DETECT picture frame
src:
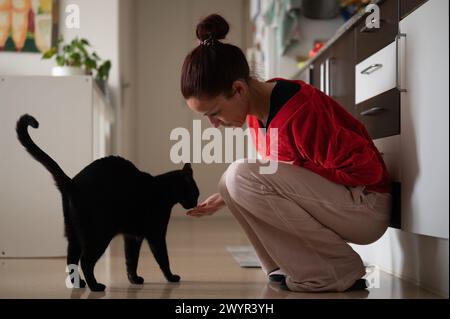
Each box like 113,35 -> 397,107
0,0 -> 59,53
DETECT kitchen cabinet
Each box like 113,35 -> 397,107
329,26 -> 356,116
355,0 -> 398,63
358,0 -> 448,237
0,76 -> 114,257
295,0 -> 448,237
397,0 -> 449,238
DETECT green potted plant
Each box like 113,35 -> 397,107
95,59 -> 111,94
42,37 -> 111,93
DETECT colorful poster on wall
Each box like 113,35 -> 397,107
0,0 -> 58,53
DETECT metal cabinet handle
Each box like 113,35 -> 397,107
396,32 -> 407,92
325,58 -> 330,95
320,62 -> 325,92
360,63 -> 383,75
360,106 -> 386,116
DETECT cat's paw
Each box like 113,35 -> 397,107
89,283 -> 106,292
128,274 -> 144,285
167,274 -> 181,283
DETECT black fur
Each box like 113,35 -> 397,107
16,114 -> 200,291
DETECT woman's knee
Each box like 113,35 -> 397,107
227,159 -> 259,180
218,159 -> 258,200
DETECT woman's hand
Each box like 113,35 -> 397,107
186,193 -> 226,217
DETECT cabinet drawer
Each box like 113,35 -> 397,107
355,41 -> 396,104
356,0 -> 398,63
356,88 -> 400,140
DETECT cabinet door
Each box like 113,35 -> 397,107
330,28 -> 356,116
399,0 -> 449,238
0,76 -> 94,257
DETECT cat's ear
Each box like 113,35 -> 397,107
183,163 -> 193,175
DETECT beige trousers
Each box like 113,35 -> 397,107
218,159 -> 391,292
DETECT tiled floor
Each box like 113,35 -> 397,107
0,218 -> 442,299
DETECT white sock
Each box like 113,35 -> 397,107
269,268 -> 285,276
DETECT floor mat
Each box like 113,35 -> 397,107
226,245 -> 262,268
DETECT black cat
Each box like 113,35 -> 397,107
16,114 -> 200,291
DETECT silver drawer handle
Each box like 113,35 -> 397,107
360,63 -> 383,75
396,32 -> 407,92
360,107 -> 386,116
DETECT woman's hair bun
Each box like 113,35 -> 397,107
196,14 -> 230,42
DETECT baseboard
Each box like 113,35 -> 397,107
364,261 -> 448,298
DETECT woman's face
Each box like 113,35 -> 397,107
186,81 -> 249,128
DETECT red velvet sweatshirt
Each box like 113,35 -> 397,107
247,79 -> 391,193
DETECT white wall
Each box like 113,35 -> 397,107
118,0 -> 137,161
135,0 -> 249,219
60,0 -> 121,154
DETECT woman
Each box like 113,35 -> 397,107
182,14 -> 391,292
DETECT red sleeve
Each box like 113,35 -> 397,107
291,100 -> 386,187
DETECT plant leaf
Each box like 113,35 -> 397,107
56,55 -> 65,66
42,47 -> 57,59
85,58 -> 97,69
80,38 -> 90,46
70,52 -> 81,63
75,42 -> 88,57
96,60 -> 111,81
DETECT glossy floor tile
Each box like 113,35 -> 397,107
0,218 -> 442,299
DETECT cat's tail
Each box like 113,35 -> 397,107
16,114 -> 72,192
